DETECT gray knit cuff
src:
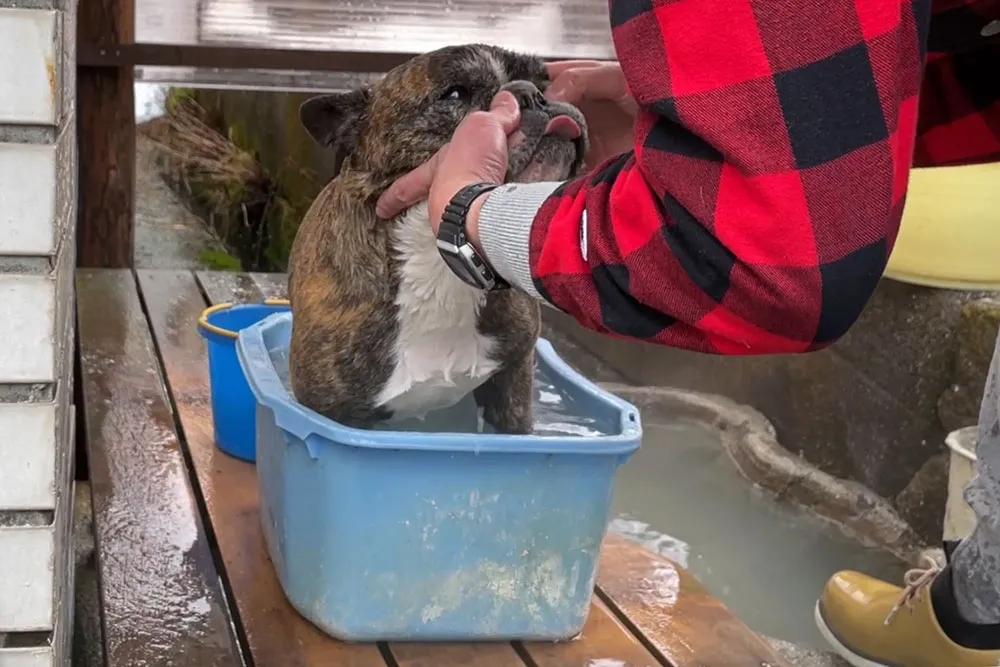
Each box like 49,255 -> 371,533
478,181 -> 562,302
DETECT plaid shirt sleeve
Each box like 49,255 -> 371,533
477,0 -> 996,354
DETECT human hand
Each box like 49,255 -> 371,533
545,61 -> 637,169
374,91 -> 521,250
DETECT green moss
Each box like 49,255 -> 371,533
227,120 -> 254,158
262,194 -> 302,269
199,249 -> 243,271
159,88 -> 345,272
165,87 -> 196,114
959,298 -> 1000,367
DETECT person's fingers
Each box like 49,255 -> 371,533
546,64 -> 630,106
544,60 -> 605,79
375,146 -> 444,219
489,90 -> 521,135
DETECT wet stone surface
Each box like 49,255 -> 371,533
607,418 -> 908,650
134,134 -> 230,270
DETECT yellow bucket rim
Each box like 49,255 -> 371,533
197,298 -> 290,340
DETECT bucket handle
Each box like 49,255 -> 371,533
198,298 -> 291,340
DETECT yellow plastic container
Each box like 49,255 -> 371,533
885,162 -> 1000,291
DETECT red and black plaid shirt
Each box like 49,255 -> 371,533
530,0 -> 999,353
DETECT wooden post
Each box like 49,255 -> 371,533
76,0 -> 136,268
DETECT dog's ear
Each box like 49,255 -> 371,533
299,89 -> 370,174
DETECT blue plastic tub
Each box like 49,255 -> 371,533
197,299 -> 291,461
236,311 -> 642,642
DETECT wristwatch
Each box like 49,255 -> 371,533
436,182 -> 510,291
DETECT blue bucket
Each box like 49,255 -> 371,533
197,299 -> 291,462
237,311 -> 642,641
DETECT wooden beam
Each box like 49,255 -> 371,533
78,43 -> 415,74
76,0 -> 136,268
77,42 -> 607,74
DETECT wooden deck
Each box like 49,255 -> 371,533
76,268 -> 793,667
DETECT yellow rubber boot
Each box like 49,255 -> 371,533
815,561 -> 1000,667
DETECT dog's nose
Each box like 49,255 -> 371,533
500,80 -> 547,112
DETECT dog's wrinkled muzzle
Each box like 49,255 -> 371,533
500,80 -> 588,183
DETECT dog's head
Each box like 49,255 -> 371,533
299,44 -> 588,193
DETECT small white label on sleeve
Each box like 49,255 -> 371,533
579,210 -> 588,261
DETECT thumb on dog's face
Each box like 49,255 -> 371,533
436,91 -> 519,187
375,92 -> 520,220
487,90 -> 520,131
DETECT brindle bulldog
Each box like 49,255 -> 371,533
288,44 -> 587,433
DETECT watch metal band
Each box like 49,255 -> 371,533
441,182 -> 500,236
437,183 -> 510,291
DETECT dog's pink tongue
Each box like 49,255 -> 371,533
544,115 -> 582,140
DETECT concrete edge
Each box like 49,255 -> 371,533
600,383 -> 926,564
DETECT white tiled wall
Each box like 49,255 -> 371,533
0,404 -> 57,509
0,144 -> 57,256
0,9 -> 59,125
0,276 -> 57,383
0,1 -> 76,664
0,650 -> 52,667
0,527 -> 56,631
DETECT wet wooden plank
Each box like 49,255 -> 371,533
196,271 -> 266,304
249,272 -> 289,299
523,597 -> 661,667
196,271 -> 265,306
596,533 -> 792,667
193,271 -> 287,305
136,269 -> 387,667
76,269 -> 242,667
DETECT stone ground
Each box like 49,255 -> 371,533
133,135 -> 230,269
69,135 -> 850,667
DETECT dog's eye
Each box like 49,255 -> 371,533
440,86 -> 471,103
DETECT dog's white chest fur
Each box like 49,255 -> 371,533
375,202 -> 500,419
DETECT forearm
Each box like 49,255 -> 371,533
476,182 -> 562,304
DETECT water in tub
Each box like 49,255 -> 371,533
271,346 -> 906,649
270,346 -> 606,437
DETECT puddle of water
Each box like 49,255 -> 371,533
609,419 -> 909,649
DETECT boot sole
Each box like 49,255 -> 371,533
814,601 -> 893,667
